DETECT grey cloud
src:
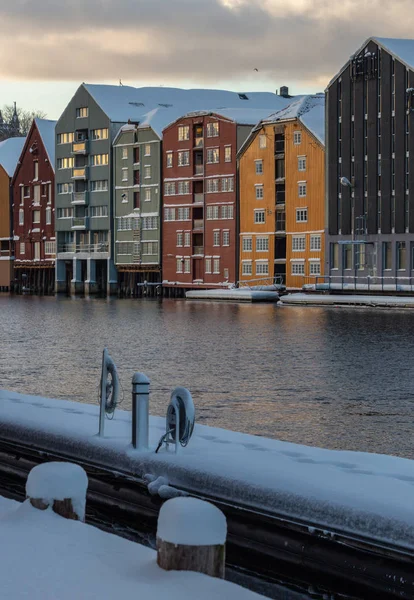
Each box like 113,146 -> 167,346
1,0 -> 414,89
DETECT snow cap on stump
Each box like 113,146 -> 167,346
157,497 -> 227,578
26,461 -> 88,521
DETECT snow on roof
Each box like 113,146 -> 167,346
0,137 -> 26,177
85,84 -> 293,137
34,118 -> 57,168
263,94 -> 325,145
373,37 -> 414,70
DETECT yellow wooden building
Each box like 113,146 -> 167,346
238,95 -> 325,289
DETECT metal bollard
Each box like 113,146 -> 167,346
132,372 -> 150,450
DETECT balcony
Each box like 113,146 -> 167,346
193,246 -> 204,255
72,141 -> 89,154
58,242 -> 108,254
193,219 -> 204,230
194,137 -> 204,148
71,217 -> 89,229
71,191 -> 89,205
72,167 -> 89,180
194,165 -> 204,176
193,193 -> 204,204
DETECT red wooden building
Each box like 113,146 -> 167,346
12,119 -> 56,294
162,110 -> 269,292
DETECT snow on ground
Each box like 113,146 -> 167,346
2,389 -> 414,548
0,496 -> 264,600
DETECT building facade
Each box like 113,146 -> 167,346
0,137 -> 25,290
113,123 -> 162,296
161,110 -> 277,292
326,37 -> 414,291
12,119 -> 56,294
238,96 -> 325,289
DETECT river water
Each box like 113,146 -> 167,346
1,295 -> 414,458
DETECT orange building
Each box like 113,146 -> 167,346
0,137 -> 26,290
238,95 -> 325,290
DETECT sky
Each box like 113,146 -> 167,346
0,0 -> 413,119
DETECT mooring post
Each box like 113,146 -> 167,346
132,372 -> 150,450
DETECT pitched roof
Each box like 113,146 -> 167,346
263,94 -> 325,145
34,118 -> 57,167
0,137 -> 26,177
84,84 -> 293,137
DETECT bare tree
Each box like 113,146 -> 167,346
1,104 -> 47,136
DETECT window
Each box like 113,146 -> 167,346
33,210 -> 40,224
255,160 -> 263,175
243,237 -> 252,252
207,148 -> 219,163
46,207 -> 52,225
276,210 -> 285,231
144,166 -> 151,179
57,208 -> 73,218
165,208 -> 175,221
177,207 -> 190,220
90,206 -> 108,217
142,216 -> 158,229
293,130 -> 302,145
91,180 -> 108,192
298,182 -> 307,197
256,262 -> 269,275
224,146 -> 232,162
33,161 -> 38,180
117,242 -> 133,255
213,231 -> 220,246
23,186 -> 30,198
144,144 -> 151,156
184,232 -> 190,247
242,261 -> 252,275
178,151 -> 190,166
34,242 -> 40,260
57,183 -> 73,194
206,179 -> 220,193
20,242 -> 25,255
331,243 -> 339,269
298,156 -> 306,171
309,261 -> 321,275
255,185 -> 264,200
57,132 -> 74,144
166,152 -> 173,168
91,154 -> 109,166
176,258 -> 183,273
256,237 -> 268,252
221,177 -> 234,192
223,231 -> 230,246
213,258 -> 220,274
133,147 -> 140,163
206,205 -> 219,219
19,209 -> 24,225
145,188 -> 151,202
178,126 -> 190,141
44,241 -> 56,255
122,168 -> 129,182
344,244 -> 353,269
122,148 -> 128,160
134,192 -> 140,209
184,258 -> 191,273
292,235 -> 306,251
296,208 -> 308,222
383,242 -> 392,270
57,157 -> 74,169
292,262 -> 305,275
207,122 -> 219,137
142,242 -> 158,255
310,235 -> 321,251
118,217 -> 132,230
91,128 -> 108,140
276,159 -> 285,180
178,181 -> 190,195
76,107 -> 88,118
33,186 -> 40,205
164,182 -> 175,196
177,232 -> 183,247
205,258 -> 212,273
397,241 -> 406,270
356,243 -> 365,270
259,134 -> 267,149
254,210 -> 265,224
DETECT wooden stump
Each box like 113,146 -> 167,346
157,537 -> 225,578
29,497 -> 82,521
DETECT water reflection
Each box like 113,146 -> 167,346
2,296 -> 414,458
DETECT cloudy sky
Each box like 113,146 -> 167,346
0,0 -> 412,118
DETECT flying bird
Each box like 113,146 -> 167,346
254,68 -> 259,72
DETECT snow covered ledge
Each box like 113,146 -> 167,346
26,462 -> 88,521
157,497 -> 227,578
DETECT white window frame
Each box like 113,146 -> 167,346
224,146 -> 232,162
242,237 -> 252,252
309,260 -> 321,275
255,160 -> 263,175
255,185 -> 264,200
259,134 -> 267,149
293,130 -> 302,145
256,237 -> 268,252
46,207 -> 52,225
213,258 -> 220,274
207,122 -> 219,137
144,144 -> 151,156
20,242 -> 25,255
213,230 -> 220,247
122,147 -> 128,160
298,182 -> 307,197
254,210 -> 265,224
298,156 -> 306,171
205,258 -> 212,274
296,208 -> 308,223
145,188 -> 151,202
178,126 -> 190,141
222,230 -> 230,246
292,235 -> 306,251
178,151 -> 190,166
166,152 -> 173,168
177,231 -> 183,247
291,261 -> 305,275
242,261 -> 252,275
310,234 -> 321,251
255,261 -> 269,276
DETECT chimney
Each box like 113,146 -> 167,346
280,86 -> 289,98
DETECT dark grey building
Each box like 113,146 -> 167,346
326,37 -> 414,291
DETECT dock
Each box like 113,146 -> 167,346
185,289 -> 280,302
281,293 -> 414,308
